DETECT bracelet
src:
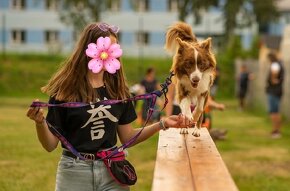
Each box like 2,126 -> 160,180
159,119 -> 169,131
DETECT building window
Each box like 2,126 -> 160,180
107,0 -> 121,12
11,30 -> 26,44
45,30 -> 59,44
45,0 -> 58,10
137,0 -> 149,12
167,0 -> 178,12
11,0 -> 26,10
136,31 -> 149,45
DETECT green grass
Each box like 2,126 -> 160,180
0,97 -> 59,191
213,100 -> 290,191
0,54 -> 172,98
1,97 -> 290,191
0,53 -> 231,99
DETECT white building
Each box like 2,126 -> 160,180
0,0 -> 74,53
0,0 -> 257,57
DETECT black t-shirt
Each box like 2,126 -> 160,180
140,79 -> 158,93
266,62 -> 284,97
239,72 -> 249,90
46,86 -> 137,153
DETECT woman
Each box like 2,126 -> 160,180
140,67 -> 160,124
26,22 -> 190,191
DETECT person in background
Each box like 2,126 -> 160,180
202,95 -> 226,140
140,67 -> 160,124
165,83 -> 181,116
266,52 -> 284,139
237,64 -> 254,111
210,66 -> 220,99
129,83 -> 145,124
129,83 -> 145,108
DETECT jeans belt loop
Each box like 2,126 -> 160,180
83,153 -> 95,161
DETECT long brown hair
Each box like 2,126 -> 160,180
41,23 -> 130,102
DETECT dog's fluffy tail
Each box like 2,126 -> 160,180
165,22 -> 196,54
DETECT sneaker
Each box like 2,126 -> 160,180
271,132 -> 281,139
210,129 -> 227,141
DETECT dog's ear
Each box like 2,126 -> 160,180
176,37 -> 186,54
200,37 -> 212,50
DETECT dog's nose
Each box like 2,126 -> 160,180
192,77 -> 200,83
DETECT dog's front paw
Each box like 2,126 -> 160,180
180,128 -> 188,134
192,126 -> 200,137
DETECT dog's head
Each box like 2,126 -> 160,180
172,37 -> 216,88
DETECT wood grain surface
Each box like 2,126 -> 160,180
151,128 -> 239,191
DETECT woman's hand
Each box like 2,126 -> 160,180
26,99 -> 59,152
26,99 -> 45,125
162,114 -> 193,129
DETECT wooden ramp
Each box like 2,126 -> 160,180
151,128 -> 239,191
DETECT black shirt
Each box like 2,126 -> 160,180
266,62 -> 284,97
140,79 -> 158,93
46,86 -> 137,153
239,72 -> 249,90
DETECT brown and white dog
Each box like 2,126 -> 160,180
165,22 -> 216,136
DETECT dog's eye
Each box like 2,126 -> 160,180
197,61 -> 208,71
197,62 -> 203,68
184,61 -> 192,69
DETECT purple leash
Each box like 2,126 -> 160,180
45,120 -> 86,160
30,72 -> 174,160
30,92 -> 160,108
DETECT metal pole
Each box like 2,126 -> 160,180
2,13 -> 6,60
138,13 -> 143,75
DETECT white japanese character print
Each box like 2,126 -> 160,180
81,97 -> 118,140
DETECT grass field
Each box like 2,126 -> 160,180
1,96 -> 290,191
0,53 -> 235,98
0,54 -> 172,97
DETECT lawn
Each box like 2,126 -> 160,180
0,54 -> 172,97
213,102 -> 290,191
0,97 -> 290,191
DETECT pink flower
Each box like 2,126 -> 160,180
85,36 -> 123,74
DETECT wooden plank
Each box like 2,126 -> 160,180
152,127 -> 239,191
186,128 -> 239,191
151,128 -> 195,191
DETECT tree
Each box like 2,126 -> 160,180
177,0 -> 279,44
59,0 -> 109,33
178,0 -> 218,24
251,0 -> 280,33
224,0 -> 279,45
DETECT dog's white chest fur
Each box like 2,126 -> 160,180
177,70 -> 213,136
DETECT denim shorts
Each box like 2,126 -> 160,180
267,94 -> 281,113
55,155 -> 130,191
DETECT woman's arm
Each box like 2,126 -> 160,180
207,96 -> 225,111
117,115 -> 190,147
26,100 -> 59,152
